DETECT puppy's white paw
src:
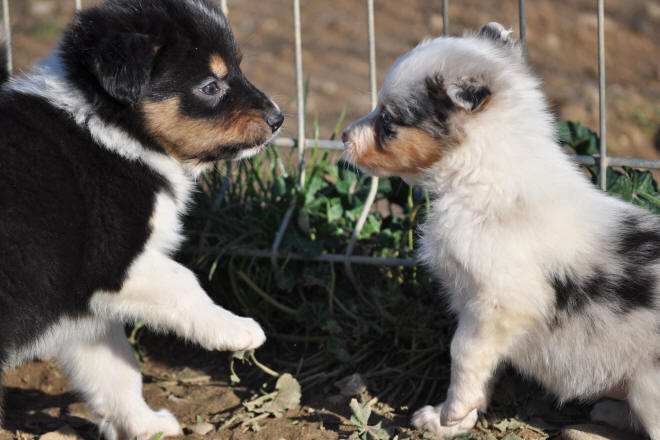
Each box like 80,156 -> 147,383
412,404 -> 478,437
212,315 -> 266,352
109,409 -> 183,440
138,408 -> 182,440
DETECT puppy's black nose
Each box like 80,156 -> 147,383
341,129 -> 349,144
266,112 -> 284,133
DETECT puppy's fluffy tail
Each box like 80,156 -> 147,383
0,26 -> 8,85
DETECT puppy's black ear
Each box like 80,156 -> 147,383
476,22 -> 523,60
476,22 -> 515,46
427,74 -> 491,113
425,74 -> 455,118
89,32 -> 157,106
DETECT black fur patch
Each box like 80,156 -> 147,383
425,75 -> 456,126
475,23 -> 516,49
0,91 -> 167,360
476,23 -> 508,44
90,32 -> 158,105
456,84 -> 491,112
0,42 -> 7,86
549,213 -> 659,316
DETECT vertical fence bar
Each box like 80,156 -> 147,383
75,0 -> 82,10
442,0 -> 449,36
597,0 -> 607,190
2,0 -> 11,75
518,0 -> 526,60
294,0 -> 305,187
220,0 -> 228,16
270,0 -> 305,273
344,0 -> 379,289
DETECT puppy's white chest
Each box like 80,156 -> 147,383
147,191 -> 187,255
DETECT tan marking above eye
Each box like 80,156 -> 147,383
210,53 -> 229,79
141,97 -> 270,162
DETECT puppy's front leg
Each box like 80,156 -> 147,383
90,249 -> 265,351
413,305 -> 523,435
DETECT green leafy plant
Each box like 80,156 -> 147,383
558,121 -> 660,213
348,398 -> 390,440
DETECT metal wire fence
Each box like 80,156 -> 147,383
2,0 -> 660,277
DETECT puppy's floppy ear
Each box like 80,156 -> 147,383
425,74 -> 455,117
475,22 -> 523,60
476,22 -> 515,46
89,32 -> 157,106
427,74 -> 491,113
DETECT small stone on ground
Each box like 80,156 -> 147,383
562,424 -> 644,440
186,422 -> 215,435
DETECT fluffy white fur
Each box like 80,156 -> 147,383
344,23 -> 660,439
5,57 -> 266,439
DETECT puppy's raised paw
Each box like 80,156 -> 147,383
412,404 -> 478,437
216,316 -> 266,352
121,408 -> 182,440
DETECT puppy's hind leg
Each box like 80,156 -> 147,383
55,320 -> 181,440
627,357 -> 660,440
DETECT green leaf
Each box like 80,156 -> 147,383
367,421 -> 390,440
252,373 -> 302,418
327,198 -> 344,223
606,170 -> 633,201
273,176 -> 288,198
629,167 -> 657,194
297,209 -> 311,234
360,214 -> 381,238
349,398 -> 371,427
337,170 -> 358,195
270,373 -> 302,411
304,172 -> 326,204
322,318 -> 342,335
557,121 -> 599,155
638,192 -> 660,213
348,432 -> 364,440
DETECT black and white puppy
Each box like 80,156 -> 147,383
343,23 -> 660,439
0,1 -> 282,438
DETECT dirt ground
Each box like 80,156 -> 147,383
1,335 -> 595,440
0,345 -> 346,440
2,1 -> 659,439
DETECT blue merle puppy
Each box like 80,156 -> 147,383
343,22 -> 660,439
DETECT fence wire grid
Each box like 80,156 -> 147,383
2,0 -> 660,279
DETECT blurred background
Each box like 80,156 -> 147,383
7,0 -> 660,161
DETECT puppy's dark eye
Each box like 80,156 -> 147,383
200,81 -> 222,96
380,112 -> 396,138
381,112 -> 392,127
